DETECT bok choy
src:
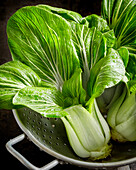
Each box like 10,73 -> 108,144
107,83 -> 136,142
0,0 -> 136,160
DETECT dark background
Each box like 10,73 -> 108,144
0,0 -> 136,170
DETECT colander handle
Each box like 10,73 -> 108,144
6,134 -> 131,170
6,134 -> 59,170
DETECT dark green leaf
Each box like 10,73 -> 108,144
0,60 -> 41,109
115,5 -> 136,48
101,0 -> 136,48
127,53 -> 136,79
125,43 -> 136,55
13,87 -> 67,118
101,0 -> 136,28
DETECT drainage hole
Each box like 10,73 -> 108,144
50,130 -> 53,133
45,123 -> 48,126
38,121 -> 41,125
49,136 -> 52,139
56,143 -> 59,145
37,127 -> 40,130
52,124 -> 55,128
56,137 -> 59,140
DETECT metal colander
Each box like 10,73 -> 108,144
6,107 -> 136,169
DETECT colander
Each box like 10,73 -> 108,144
6,107 -> 136,169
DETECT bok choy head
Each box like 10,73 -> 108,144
0,2 -> 127,160
61,104 -> 112,159
107,82 -> 136,142
60,47 -> 125,159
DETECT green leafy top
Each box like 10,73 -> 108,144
0,2 -> 128,117
101,0 -> 136,82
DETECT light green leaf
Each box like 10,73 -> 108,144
88,48 -> 125,98
13,86 -> 67,118
0,88 -> 19,110
103,29 -> 116,48
7,6 -> 80,90
62,68 -> 86,106
64,105 -> 106,151
37,4 -> 82,23
0,60 -> 41,109
118,47 -> 129,67
85,14 -> 110,32
62,104 -> 111,159
61,116 -> 90,158
115,114 -> 136,141
116,93 -> 136,125
85,14 -> 116,48
107,86 -> 127,128
107,84 -> 136,142
127,80 -> 136,93
71,24 -> 107,87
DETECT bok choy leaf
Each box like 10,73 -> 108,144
13,86 -> 67,118
62,68 -> 86,106
127,53 -> 136,80
7,6 -> 80,90
0,60 -> 41,109
85,14 -> 110,32
87,48 -> 125,100
85,14 -> 116,48
71,24 -> 107,88
36,4 -> 82,23
101,0 -> 136,49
